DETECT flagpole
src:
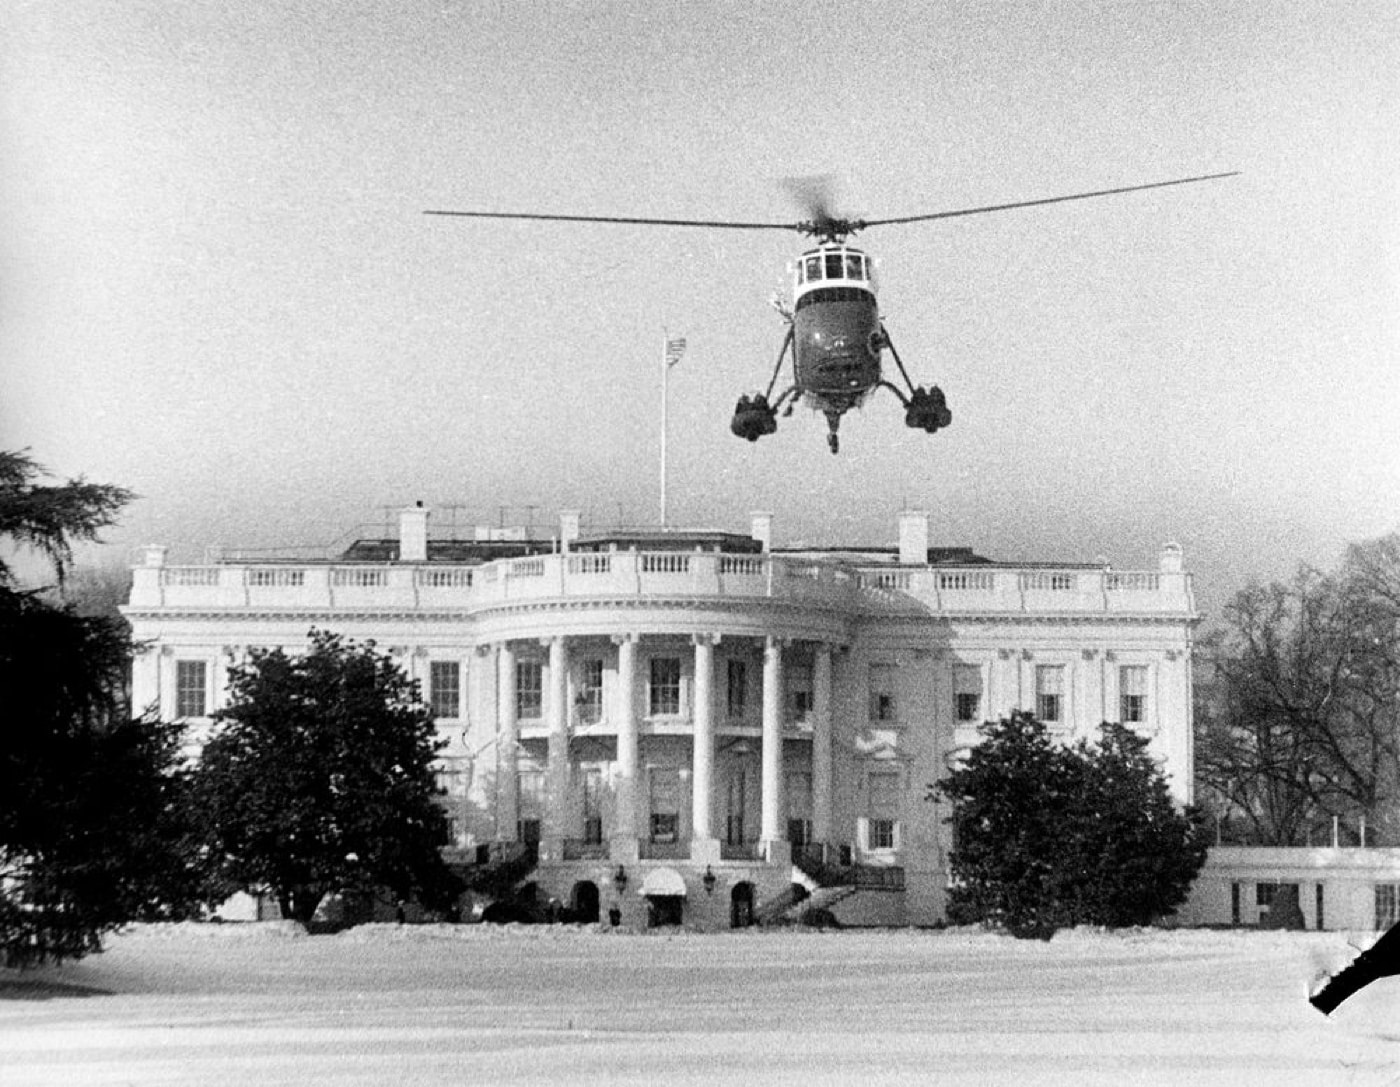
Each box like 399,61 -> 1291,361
660,332 -> 669,529
659,333 -> 686,530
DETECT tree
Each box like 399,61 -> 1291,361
1196,539 -> 1400,846
0,450 -> 131,584
1,450 -> 209,967
194,630 -> 460,925
933,712 -> 1207,939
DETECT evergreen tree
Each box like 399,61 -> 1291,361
1,451 -> 209,967
934,711 -> 1207,939
194,630 -> 460,925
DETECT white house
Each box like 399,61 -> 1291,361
124,507 -> 1197,929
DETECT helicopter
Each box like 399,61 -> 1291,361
426,171 -> 1236,453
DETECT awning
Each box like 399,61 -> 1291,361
638,866 -> 687,897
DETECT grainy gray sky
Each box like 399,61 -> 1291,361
3,1 -> 1397,619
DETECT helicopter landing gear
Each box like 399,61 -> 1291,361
824,411 -> 842,454
879,324 -> 952,436
730,393 -> 779,442
904,385 -> 952,433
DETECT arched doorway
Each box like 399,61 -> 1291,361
731,881 -> 755,928
570,881 -> 600,924
640,867 -> 687,928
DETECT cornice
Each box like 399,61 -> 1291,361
123,600 -> 1196,628
469,595 -> 855,622
123,608 -> 472,623
856,611 -> 1197,629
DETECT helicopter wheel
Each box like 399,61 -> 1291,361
828,432 -> 839,454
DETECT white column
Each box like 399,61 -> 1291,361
497,642 -> 519,841
760,636 -> 786,846
812,643 -> 834,846
545,636 -> 569,842
691,634 -> 717,842
132,645 -> 161,719
469,644 -> 494,837
613,634 -> 639,843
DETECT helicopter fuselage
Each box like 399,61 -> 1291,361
794,288 -> 881,414
791,244 -> 882,416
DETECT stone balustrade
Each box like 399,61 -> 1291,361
127,550 -> 1194,616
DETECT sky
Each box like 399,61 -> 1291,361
3,1 -> 1397,621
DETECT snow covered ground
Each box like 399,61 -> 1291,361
2,923 -> 1399,1086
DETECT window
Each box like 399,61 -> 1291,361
1120,665 -> 1148,724
787,770 -> 811,823
649,657 -> 681,716
516,769 -> 544,846
577,658 -> 604,724
1035,665 -> 1064,724
866,770 -> 900,852
789,662 -> 814,721
726,772 -> 746,845
434,760 -> 466,798
868,819 -> 896,850
175,660 -> 208,718
953,665 -> 982,723
516,660 -> 542,720
787,768 -> 812,850
429,660 -> 461,719
727,659 -> 747,718
517,770 -> 545,815
869,664 -> 897,723
1254,879 -> 1293,918
1377,885 -> 1400,929
649,768 -> 681,842
583,767 -> 603,844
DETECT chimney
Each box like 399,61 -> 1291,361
898,510 -> 929,565
750,511 -> 773,552
399,502 -> 429,563
1159,542 -> 1184,573
559,510 -> 581,551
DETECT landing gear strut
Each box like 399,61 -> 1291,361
730,327 -> 795,444
879,325 -> 953,433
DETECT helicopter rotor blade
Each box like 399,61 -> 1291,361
857,172 -> 1240,230
423,209 -> 798,232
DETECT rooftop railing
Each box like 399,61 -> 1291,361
127,551 -> 1193,616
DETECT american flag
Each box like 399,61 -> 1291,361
664,336 -> 687,368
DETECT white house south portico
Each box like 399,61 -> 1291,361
124,507 -> 1198,930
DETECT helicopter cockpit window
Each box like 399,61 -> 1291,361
825,252 -> 844,280
805,254 -> 822,281
846,253 -> 864,280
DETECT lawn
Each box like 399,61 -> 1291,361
2,923 -> 1396,1086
